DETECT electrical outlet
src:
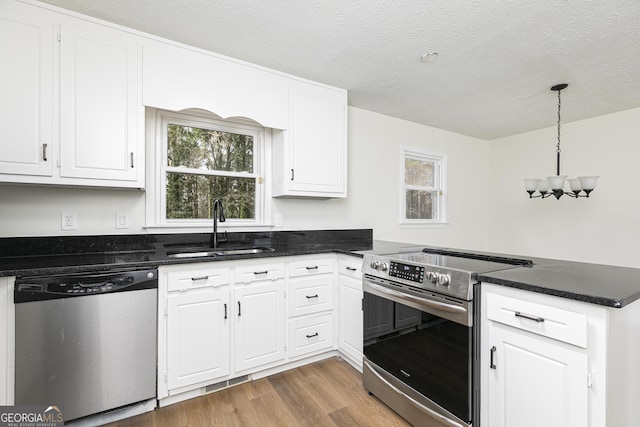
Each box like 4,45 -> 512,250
61,212 -> 77,230
116,212 -> 129,229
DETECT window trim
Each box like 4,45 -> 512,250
399,146 -> 448,226
145,108 -> 272,232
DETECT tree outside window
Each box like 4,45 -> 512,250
401,148 -> 447,224
159,112 -> 264,225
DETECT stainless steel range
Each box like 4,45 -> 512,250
362,248 -> 531,427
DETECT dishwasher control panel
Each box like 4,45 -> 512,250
14,269 -> 157,303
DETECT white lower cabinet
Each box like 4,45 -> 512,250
482,282 -> 640,427
487,323 -> 588,427
286,256 -> 335,359
159,255 -> 342,404
336,256 -> 363,370
166,286 -> 230,390
233,279 -> 285,373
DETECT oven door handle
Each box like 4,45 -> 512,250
364,359 -> 467,427
364,280 -> 467,315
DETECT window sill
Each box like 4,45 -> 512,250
143,223 -> 276,234
398,222 -> 449,229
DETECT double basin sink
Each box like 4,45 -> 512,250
167,246 -> 274,259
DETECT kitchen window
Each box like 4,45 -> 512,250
146,109 -> 269,230
400,147 -> 447,225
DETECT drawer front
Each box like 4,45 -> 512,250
338,256 -> 362,279
288,257 -> 334,277
288,276 -> 334,317
235,262 -> 285,284
487,292 -> 587,348
167,265 -> 231,292
288,313 -> 334,358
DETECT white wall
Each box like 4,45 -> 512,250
0,106 -> 490,253
488,107 -> 640,268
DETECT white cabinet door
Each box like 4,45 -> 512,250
273,80 -> 347,198
487,324 -> 588,427
337,273 -> 363,367
166,287 -> 230,390
0,2 -> 54,178
233,280 -> 285,372
59,17 -> 142,185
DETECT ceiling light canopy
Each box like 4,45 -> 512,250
524,83 -> 599,200
421,52 -> 439,63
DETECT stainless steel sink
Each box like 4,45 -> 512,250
167,247 -> 274,258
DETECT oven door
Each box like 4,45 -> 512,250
363,277 -> 474,427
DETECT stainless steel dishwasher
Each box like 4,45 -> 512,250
14,269 -> 158,423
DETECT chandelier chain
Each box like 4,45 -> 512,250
556,89 -> 561,154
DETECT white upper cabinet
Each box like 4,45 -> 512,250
142,40 -> 287,130
273,81 -> 347,198
0,2 -> 54,177
0,2 -> 144,188
58,16 -> 142,184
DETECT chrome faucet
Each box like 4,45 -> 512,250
211,198 -> 226,248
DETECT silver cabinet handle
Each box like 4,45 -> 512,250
515,311 -> 545,323
42,143 -> 48,161
290,168 -> 294,181
130,152 -> 134,168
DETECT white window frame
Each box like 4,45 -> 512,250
399,146 -> 448,226
145,108 -> 271,232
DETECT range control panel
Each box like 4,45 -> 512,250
388,262 -> 425,283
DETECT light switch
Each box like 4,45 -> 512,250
116,212 -> 129,229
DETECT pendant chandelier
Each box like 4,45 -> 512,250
524,83 -> 599,200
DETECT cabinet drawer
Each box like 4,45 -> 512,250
487,293 -> 587,348
288,313 -> 334,358
288,276 -> 334,317
288,257 -> 334,277
167,265 -> 231,292
235,262 -> 285,284
338,256 -> 362,279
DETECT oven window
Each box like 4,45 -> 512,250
364,293 -> 472,422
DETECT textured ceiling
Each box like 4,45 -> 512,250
35,0 -> 640,140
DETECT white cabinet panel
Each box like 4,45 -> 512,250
288,313 -> 333,358
273,81 -> 347,198
288,275 -> 334,317
59,17 -> 142,184
337,273 -> 363,368
487,292 -> 587,348
0,2 -> 53,177
166,287 -> 230,391
0,2 -> 144,188
233,280 -> 285,373
288,256 -> 334,277
487,324 -> 588,427
142,40 -> 287,130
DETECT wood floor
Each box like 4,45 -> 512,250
105,357 -> 411,427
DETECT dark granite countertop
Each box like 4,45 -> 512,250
2,230 -> 639,308
0,230 -> 379,277
477,261 -> 640,308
